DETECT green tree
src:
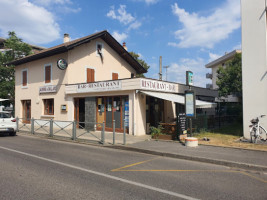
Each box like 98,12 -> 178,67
216,53 -> 242,100
0,31 -> 32,106
129,51 -> 149,77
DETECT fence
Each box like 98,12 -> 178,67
16,118 -> 127,145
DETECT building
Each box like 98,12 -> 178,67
241,0 -> 267,139
205,50 -> 241,102
11,30 -> 217,136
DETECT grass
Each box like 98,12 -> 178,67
192,123 -> 267,151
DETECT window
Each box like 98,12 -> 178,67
87,68 -> 95,83
45,65 -> 51,83
112,73 -> 118,80
22,69 -> 27,87
44,99 -> 54,115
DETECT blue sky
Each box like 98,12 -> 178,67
0,0 -> 241,87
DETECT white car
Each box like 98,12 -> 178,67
0,111 -> 17,136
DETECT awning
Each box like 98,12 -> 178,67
139,90 -> 216,108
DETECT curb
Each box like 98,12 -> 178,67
107,145 -> 267,173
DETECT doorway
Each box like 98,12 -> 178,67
22,100 -> 31,123
74,98 -> 85,128
96,96 -> 128,133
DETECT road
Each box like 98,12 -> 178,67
0,134 -> 266,200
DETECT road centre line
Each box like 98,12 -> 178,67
0,146 -> 199,200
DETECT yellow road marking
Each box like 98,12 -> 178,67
111,158 -> 267,183
111,157 -> 159,172
239,171 -> 267,183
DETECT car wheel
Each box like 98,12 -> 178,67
9,132 -> 16,136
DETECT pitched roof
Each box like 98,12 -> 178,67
9,30 -> 147,74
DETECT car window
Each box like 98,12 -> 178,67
0,112 -> 11,118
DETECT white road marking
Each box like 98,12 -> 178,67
0,145 -> 199,200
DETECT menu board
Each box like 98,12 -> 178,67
178,113 -> 186,134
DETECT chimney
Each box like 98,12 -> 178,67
123,42 -> 127,51
64,33 -> 70,43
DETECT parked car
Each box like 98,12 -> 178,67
0,111 -> 17,136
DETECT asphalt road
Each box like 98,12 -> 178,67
0,134 -> 266,200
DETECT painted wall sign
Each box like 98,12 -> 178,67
39,85 -> 57,93
57,59 -> 68,70
140,79 -> 176,92
76,80 -> 122,93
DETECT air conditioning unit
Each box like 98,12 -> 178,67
206,84 -> 213,89
206,73 -> 212,79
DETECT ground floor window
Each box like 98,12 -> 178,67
22,100 -> 31,123
43,99 -> 54,115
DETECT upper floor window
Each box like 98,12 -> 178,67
22,69 -> 28,87
44,99 -> 54,115
87,68 -> 95,83
45,64 -> 52,84
96,42 -> 103,56
112,72 -> 118,80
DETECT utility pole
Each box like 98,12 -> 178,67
163,66 -> 169,81
159,56 -> 162,80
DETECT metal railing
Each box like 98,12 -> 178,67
16,117 -> 127,145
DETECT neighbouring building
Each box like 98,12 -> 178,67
205,50 -> 241,102
241,0 -> 267,139
11,30 -> 217,136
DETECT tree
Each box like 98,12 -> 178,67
0,31 -> 32,106
129,51 -> 149,77
216,53 -> 242,100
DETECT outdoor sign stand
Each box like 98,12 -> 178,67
185,71 -> 196,137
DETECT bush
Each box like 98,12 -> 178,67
150,125 -> 164,139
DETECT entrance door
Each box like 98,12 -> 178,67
74,98 -> 85,128
22,100 -> 31,123
96,97 -> 105,129
96,96 -> 128,133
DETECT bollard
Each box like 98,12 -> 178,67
123,119 -> 126,145
102,121 -> 105,145
49,119 -> 53,137
72,121 -> 76,140
113,120 -> 115,145
16,117 -> 19,132
31,118 -> 34,134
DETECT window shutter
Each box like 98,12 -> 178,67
22,71 -> 27,86
112,73 -> 118,80
45,66 -> 51,83
87,68 -> 95,83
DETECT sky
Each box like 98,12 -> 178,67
0,0 -> 241,87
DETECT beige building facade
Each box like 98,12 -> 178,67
241,0 -> 267,139
13,31 -> 217,136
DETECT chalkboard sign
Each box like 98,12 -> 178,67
178,113 -> 186,135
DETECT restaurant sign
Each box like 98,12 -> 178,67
39,85 -> 57,94
140,79 -> 176,92
77,80 -> 122,93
